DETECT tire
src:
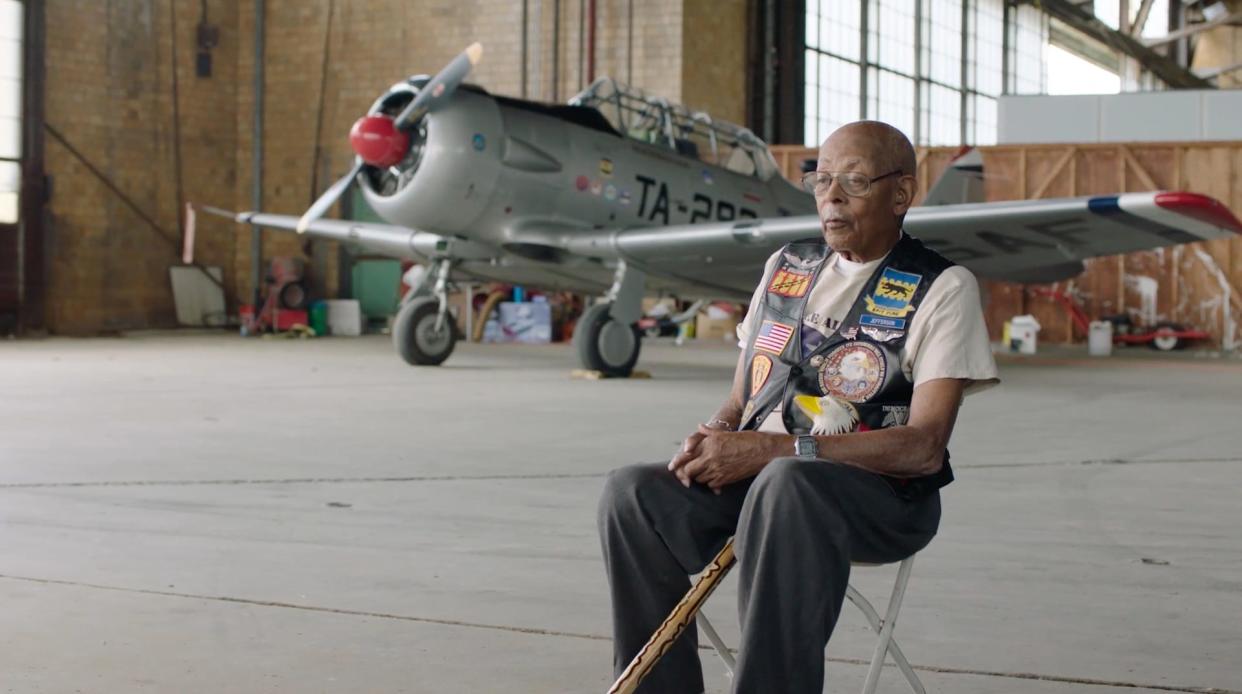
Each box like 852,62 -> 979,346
392,298 -> 456,366
279,282 -> 308,310
573,302 -> 642,377
1150,322 -> 1184,352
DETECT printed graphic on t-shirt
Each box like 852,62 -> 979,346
804,312 -> 842,335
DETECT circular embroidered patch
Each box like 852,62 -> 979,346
817,341 -> 886,403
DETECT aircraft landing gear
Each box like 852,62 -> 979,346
575,302 -> 642,376
393,258 -> 458,366
574,260 -> 646,377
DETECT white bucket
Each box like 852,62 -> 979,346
1010,314 -> 1041,354
325,299 -> 363,336
1088,320 -> 1113,357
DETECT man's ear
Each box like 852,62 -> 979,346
893,175 -> 917,216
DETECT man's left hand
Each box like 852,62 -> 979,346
673,424 -> 776,492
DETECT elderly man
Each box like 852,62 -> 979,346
598,121 -> 998,693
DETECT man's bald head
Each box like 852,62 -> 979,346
811,121 -> 918,262
818,121 -> 916,176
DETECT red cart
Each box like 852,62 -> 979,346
1033,288 -> 1210,351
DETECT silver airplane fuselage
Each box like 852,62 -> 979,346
357,83 -> 815,299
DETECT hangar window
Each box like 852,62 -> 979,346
0,0 -> 20,223
804,0 -> 1047,148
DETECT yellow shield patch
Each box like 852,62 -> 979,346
750,354 -> 773,395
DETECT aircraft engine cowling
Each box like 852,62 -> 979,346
359,80 -> 503,235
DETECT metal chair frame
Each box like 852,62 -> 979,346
696,556 -> 925,694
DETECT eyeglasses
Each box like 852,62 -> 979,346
800,169 -> 903,197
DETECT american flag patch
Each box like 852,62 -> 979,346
767,268 -> 812,298
754,320 -> 795,355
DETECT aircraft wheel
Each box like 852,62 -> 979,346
393,297 -> 456,366
1150,322 -> 1184,352
574,302 -> 642,377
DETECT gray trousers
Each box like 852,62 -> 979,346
597,458 -> 940,694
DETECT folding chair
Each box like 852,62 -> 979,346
696,555 -> 925,694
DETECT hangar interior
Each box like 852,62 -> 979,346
3,0 -> 1241,351
3,2 -> 1242,694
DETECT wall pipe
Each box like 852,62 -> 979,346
521,0 -> 529,98
587,0 -> 596,84
250,0 -> 265,307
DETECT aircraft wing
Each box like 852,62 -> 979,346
217,210 -> 497,262
563,191 -> 1242,285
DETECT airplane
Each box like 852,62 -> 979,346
210,43 -> 1242,376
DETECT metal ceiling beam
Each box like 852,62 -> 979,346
1130,0 -> 1156,37
1142,11 -> 1242,47
1023,0 -> 1214,88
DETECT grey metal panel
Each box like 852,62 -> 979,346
1201,90 -> 1242,141
997,95 -> 1099,144
1098,92 -> 1201,142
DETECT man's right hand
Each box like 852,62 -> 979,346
667,430 -> 706,486
668,421 -> 732,487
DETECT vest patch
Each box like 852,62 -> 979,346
864,267 -> 922,318
741,400 -> 756,421
817,341 -> 886,402
861,326 -> 903,343
793,394 -> 860,435
859,314 -> 906,330
768,267 -> 812,298
754,320 -> 795,355
750,354 -> 773,395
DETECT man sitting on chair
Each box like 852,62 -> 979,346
598,121 -> 999,693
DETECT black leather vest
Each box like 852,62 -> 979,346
739,233 -> 956,498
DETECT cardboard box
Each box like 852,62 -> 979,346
484,302 -> 552,344
695,314 -> 741,342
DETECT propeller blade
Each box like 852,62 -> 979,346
392,42 -> 483,131
297,160 -> 365,234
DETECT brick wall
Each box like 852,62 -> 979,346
42,0 -> 749,333
44,0 -> 238,333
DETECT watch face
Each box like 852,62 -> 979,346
796,436 -> 816,457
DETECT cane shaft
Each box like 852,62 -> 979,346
606,539 -> 737,694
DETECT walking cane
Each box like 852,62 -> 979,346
606,539 -> 737,694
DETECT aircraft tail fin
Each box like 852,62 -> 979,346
921,147 -> 984,206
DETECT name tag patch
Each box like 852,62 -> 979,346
859,314 -> 906,330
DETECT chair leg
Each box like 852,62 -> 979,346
697,612 -> 736,675
698,559 -> 926,693
852,557 -> 925,694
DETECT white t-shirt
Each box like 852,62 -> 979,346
736,242 -> 999,434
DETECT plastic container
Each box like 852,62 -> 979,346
309,301 -> 328,337
325,299 -> 363,336
1088,320 -> 1113,356
1009,314 -> 1041,354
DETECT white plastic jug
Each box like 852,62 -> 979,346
1088,320 -> 1113,356
1010,314 -> 1041,354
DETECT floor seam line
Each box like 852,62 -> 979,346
0,573 -> 1232,693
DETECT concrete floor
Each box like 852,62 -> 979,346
1,333 -> 1240,694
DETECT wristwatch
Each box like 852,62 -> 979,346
795,435 -> 819,459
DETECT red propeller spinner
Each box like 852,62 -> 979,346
349,115 -> 410,169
